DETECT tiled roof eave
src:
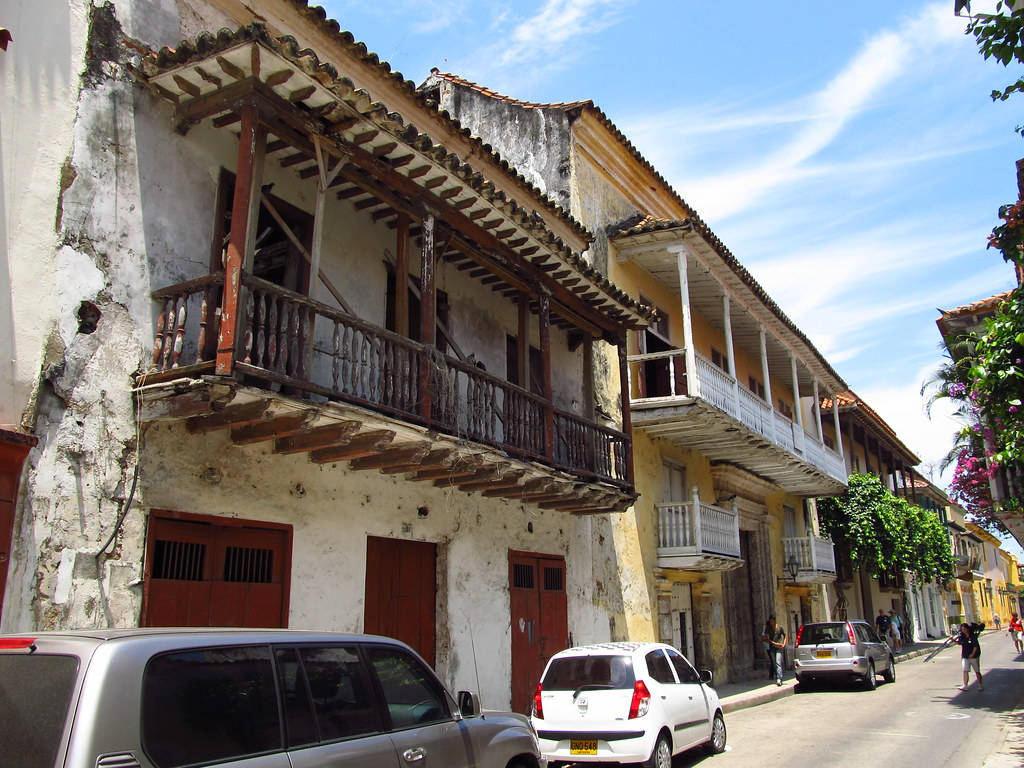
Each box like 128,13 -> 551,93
132,26 -> 653,329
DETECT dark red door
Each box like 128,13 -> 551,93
510,552 -> 567,714
364,536 -> 437,666
0,436 -> 35,622
142,511 -> 291,628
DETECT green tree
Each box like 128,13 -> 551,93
818,474 -> 954,584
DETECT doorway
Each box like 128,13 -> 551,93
509,552 -> 568,714
723,531 -> 757,680
364,536 -> 438,666
669,582 -> 696,666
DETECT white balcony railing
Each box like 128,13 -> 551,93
628,348 -> 846,484
657,488 -> 741,559
782,534 -> 837,580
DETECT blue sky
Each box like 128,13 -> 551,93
320,1 -> 1021,524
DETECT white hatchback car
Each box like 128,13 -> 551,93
530,642 -> 726,767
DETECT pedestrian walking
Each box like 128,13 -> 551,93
1009,612 -> 1023,654
993,613 -> 1001,631
761,615 -> 787,686
888,609 -> 903,651
875,609 -> 891,647
954,622 -> 983,691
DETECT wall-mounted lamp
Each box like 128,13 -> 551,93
778,555 -> 801,585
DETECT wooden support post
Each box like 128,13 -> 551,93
790,354 -> 804,433
217,103 -> 261,376
582,334 -> 595,420
618,335 -> 634,484
539,289 -> 554,460
724,292 -> 739,411
518,292 -> 529,387
674,245 -> 699,397
832,393 -> 845,460
760,326 -> 773,408
395,213 -> 410,337
418,213 -> 436,421
813,378 -> 823,442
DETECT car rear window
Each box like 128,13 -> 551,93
542,655 -> 635,690
801,623 -> 848,645
0,653 -> 80,768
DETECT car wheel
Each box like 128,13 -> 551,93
705,711 -> 727,754
864,660 -> 877,690
882,656 -> 896,683
795,675 -> 813,693
644,732 -> 672,768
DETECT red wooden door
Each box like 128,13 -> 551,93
364,536 -> 437,666
509,552 -> 567,714
142,512 -> 291,628
0,439 -> 33,622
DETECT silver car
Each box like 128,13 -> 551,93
0,628 -> 545,768
793,620 -> 895,690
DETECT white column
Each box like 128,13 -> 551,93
674,246 -> 699,398
791,353 -> 805,434
723,292 -> 738,410
759,326 -> 773,406
832,393 -> 845,459
813,378 -> 823,441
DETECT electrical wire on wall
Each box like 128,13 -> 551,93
95,381 -> 143,559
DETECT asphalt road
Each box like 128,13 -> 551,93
668,631 -> 1024,767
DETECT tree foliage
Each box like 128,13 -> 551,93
966,2 -> 1024,115
818,473 -> 955,584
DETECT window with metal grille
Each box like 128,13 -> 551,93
543,567 -> 563,591
223,546 -> 274,583
153,539 -> 206,581
512,563 -> 534,589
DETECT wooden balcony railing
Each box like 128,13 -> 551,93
656,488 -> 741,559
782,534 -> 837,577
628,347 -> 846,484
148,274 -> 630,488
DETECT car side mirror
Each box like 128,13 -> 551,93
699,670 -> 713,684
457,690 -> 480,718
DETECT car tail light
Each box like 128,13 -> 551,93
0,637 -> 35,650
795,625 -> 804,647
532,684 -> 544,719
628,680 -> 650,719
845,622 -> 857,645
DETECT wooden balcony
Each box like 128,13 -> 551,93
655,489 -> 743,571
140,273 -> 634,513
627,348 -> 846,496
781,534 -> 837,584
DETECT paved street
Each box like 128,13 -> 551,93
663,633 -> 1024,767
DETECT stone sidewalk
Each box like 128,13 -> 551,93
713,640 -> 946,714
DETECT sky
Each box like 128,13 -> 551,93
319,1 -> 1023,550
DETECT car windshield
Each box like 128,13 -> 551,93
0,653 -> 80,768
542,654 -> 635,690
801,623 -> 848,645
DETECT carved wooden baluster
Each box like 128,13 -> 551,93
356,332 -> 367,397
287,302 -> 300,378
254,291 -> 267,368
383,339 -> 393,407
370,335 -> 380,403
161,297 -> 176,371
196,287 -> 211,364
267,296 -> 279,370
277,300 -> 290,375
340,325 -> 352,393
151,299 -> 168,371
170,294 -> 188,368
332,320 -> 341,393
241,290 -> 254,365
295,306 -> 308,381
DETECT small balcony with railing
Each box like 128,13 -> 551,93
656,487 -> 743,571
781,534 -> 837,584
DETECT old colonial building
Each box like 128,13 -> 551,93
0,0 -> 658,711
423,71 -> 849,683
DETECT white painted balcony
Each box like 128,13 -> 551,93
782,534 -> 837,584
656,488 -> 743,571
628,348 -> 847,496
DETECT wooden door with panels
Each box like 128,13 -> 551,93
509,551 -> 568,714
364,536 -> 437,667
142,511 -> 292,628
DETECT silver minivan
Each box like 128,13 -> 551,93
0,628 -> 545,768
793,620 -> 896,690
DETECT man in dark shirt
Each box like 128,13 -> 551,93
955,623 -> 983,691
761,615 -> 787,686
875,609 -> 891,646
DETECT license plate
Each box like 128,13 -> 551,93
816,649 -> 832,658
570,740 -> 598,755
